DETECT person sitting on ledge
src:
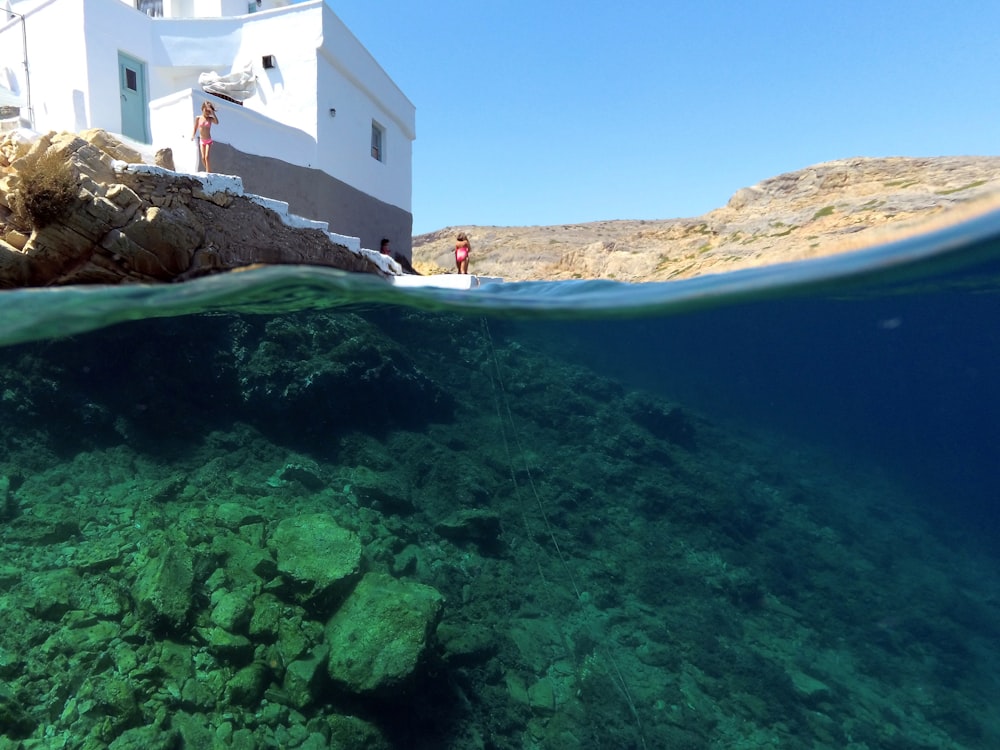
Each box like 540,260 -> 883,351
380,238 -> 422,275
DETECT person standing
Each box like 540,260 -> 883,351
455,232 -> 471,274
191,100 -> 219,173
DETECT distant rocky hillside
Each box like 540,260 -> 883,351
413,156 -> 1000,282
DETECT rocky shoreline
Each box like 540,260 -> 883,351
0,130 -> 388,288
413,156 -> 1000,281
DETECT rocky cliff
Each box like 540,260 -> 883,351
413,156 -> 1000,281
0,130 -> 386,287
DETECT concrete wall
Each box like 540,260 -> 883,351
210,141 -> 413,259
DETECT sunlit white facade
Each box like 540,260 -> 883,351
0,0 -> 415,252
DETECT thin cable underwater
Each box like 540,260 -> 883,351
479,318 -> 648,750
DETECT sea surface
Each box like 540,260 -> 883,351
0,210 -> 998,749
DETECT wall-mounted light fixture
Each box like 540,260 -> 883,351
262,55 -> 277,69
329,108 -> 337,118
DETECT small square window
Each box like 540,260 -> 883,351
371,121 -> 384,162
125,68 -> 138,92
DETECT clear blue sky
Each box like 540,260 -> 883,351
318,1 -> 999,235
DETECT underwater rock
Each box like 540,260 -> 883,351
132,544 -> 195,632
154,641 -> 195,687
789,670 -> 833,707
324,714 -> 392,750
248,593 -> 284,642
625,394 -> 697,449
0,682 -> 36,739
214,502 -> 266,530
436,620 -> 499,667
107,725 -> 181,750
0,563 -> 20,590
169,711 -> 216,748
268,514 -> 362,606
25,568 -> 81,621
434,509 -> 504,555
225,662 -> 269,707
0,475 -> 14,521
80,675 -> 143,736
325,571 -> 443,694
72,538 -> 129,574
39,618 -> 118,659
209,588 -> 254,634
267,462 -> 326,492
213,534 -> 277,589
274,615 -> 323,669
5,516 -> 80,545
195,626 -> 254,665
233,314 -> 454,443
280,644 -> 330,710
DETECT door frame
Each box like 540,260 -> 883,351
117,51 -> 149,143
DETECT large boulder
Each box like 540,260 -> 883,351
268,513 -> 362,606
325,572 -> 443,694
132,544 -> 195,632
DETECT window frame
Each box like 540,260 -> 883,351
371,120 -> 385,162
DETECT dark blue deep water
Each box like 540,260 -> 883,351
0,210 -> 998,749
534,269 -> 1000,543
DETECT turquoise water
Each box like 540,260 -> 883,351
0,211 -> 998,748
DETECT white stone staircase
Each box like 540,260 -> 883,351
112,162 -> 404,275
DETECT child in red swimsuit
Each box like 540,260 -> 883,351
191,101 -> 219,173
455,232 -> 471,274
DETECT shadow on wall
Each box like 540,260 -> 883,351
211,141 -> 414,259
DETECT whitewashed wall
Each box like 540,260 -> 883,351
150,87 -> 317,176
1,0 -> 414,213
315,3 -> 414,213
1,0 -> 90,133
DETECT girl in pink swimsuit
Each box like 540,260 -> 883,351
455,232 -> 471,274
191,101 -> 219,172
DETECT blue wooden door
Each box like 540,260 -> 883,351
118,52 -> 149,143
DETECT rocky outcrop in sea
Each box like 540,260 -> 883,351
0,130 -> 387,287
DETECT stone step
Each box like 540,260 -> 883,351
115,162 -> 364,254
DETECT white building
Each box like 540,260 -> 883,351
0,0 -> 416,256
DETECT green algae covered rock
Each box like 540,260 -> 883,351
132,545 -> 194,632
325,714 -> 391,750
325,572 -> 443,694
268,513 -> 361,605
226,662 -> 269,707
210,588 -> 254,634
0,681 -> 35,739
281,645 -> 330,710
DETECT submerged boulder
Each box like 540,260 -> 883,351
325,572 -> 443,694
132,544 -> 195,632
268,513 -> 362,606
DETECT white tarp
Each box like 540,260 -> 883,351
198,61 -> 256,101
